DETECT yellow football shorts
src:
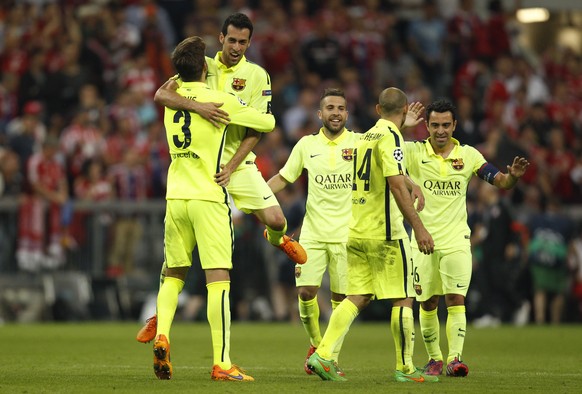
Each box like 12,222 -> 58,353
411,245 -> 472,302
227,164 -> 280,214
164,199 -> 233,270
295,240 -> 348,294
346,237 -> 414,300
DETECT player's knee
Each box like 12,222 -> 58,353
298,286 -> 318,300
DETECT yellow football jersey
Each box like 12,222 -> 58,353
164,81 -> 274,202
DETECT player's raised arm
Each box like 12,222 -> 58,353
154,77 -> 230,127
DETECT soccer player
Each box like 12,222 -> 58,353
137,12 -> 306,343
307,87 -> 439,383
404,98 -> 529,377
153,36 -> 275,381
266,88 -> 357,376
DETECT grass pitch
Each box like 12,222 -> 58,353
3,321 -> 581,393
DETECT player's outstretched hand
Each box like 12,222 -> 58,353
196,101 -> 231,127
507,156 -> 530,179
404,102 -> 425,129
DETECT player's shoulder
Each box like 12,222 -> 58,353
457,142 -> 483,158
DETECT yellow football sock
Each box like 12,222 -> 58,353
317,299 -> 359,359
156,276 -> 184,341
446,305 -> 466,364
207,281 -> 232,369
265,221 -> 287,246
391,306 -> 415,374
419,306 -> 443,361
299,296 -> 322,347
330,299 -> 346,362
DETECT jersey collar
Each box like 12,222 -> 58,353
425,137 -> 461,158
376,118 -> 400,132
215,51 -> 246,72
318,127 -> 348,145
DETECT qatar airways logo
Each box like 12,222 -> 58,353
315,173 -> 352,190
423,180 -> 462,196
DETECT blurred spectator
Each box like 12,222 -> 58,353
106,147 -> 148,278
447,0 -> 491,73
16,136 -> 68,272
406,0 -> 447,97
71,158 -> 113,271
0,148 -> 22,198
59,107 -> 107,183
527,197 -> 575,324
569,225 -> 582,321
471,183 -> 526,326
299,16 -> 342,82
18,51 -> 48,110
138,120 -> 169,199
6,100 -> 47,170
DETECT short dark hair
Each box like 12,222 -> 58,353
426,98 -> 457,122
171,36 -> 206,82
320,88 -> 345,108
221,13 -> 254,39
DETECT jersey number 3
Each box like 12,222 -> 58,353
172,110 -> 192,149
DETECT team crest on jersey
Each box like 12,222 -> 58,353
231,78 -> 246,91
295,266 -> 301,278
393,148 -> 403,162
452,158 -> 464,170
342,148 -> 354,161
414,284 -> 422,296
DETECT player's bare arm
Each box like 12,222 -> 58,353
404,175 -> 425,212
154,78 -> 231,127
214,130 -> 261,187
266,173 -> 290,194
388,174 -> 434,254
493,156 -> 530,189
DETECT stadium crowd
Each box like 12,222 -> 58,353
0,0 -> 581,325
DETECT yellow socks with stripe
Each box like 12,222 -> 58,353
265,221 -> 287,246
420,306 -> 443,361
317,299 -> 359,360
390,306 -> 415,374
156,276 -> 184,341
299,296 -> 321,347
446,305 -> 466,363
330,299 -> 346,361
207,281 -> 232,369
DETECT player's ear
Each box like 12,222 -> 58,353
218,32 -> 225,44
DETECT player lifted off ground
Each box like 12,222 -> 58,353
267,88 -> 357,376
404,98 -> 529,377
137,12 -> 306,343
153,36 -> 276,381
307,88 -> 438,383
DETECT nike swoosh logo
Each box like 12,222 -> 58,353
310,154 -> 322,158
456,284 -> 466,288
405,375 -> 425,382
263,195 -> 273,200
219,372 -> 243,380
422,160 -> 430,164
422,334 -> 432,339
458,328 -> 466,332
318,360 -> 330,372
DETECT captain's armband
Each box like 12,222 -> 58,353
476,163 -> 500,185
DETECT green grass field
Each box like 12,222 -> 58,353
3,321 -> 581,393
